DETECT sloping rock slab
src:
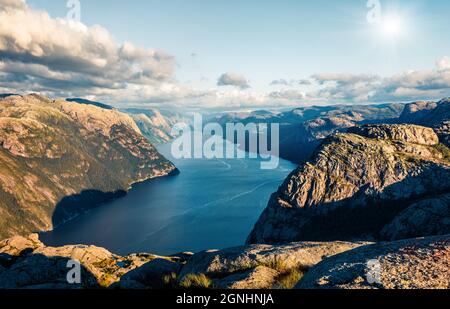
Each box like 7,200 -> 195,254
115,258 -> 180,289
214,266 -> 279,289
381,194 -> 450,240
179,241 -> 365,279
296,235 -> 450,289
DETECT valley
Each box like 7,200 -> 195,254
0,94 -> 449,289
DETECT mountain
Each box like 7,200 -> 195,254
399,98 -> 450,147
247,124 -> 450,244
0,94 -> 177,239
130,111 -> 173,144
0,94 -> 18,99
123,108 -> 191,144
66,98 -> 114,110
216,103 -> 405,164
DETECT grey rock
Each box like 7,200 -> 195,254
348,124 -> 439,146
248,125 -> 450,244
296,235 -> 450,289
381,194 -> 450,240
116,258 -> 180,289
0,253 -> 98,289
0,234 -> 180,288
399,98 -> 450,147
179,241 -> 365,280
214,266 -> 279,289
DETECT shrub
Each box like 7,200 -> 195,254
276,268 -> 305,289
179,273 -> 212,289
162,272 -> 178,289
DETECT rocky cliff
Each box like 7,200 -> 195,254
399,98 -> 450,147
0,94 -> 177,239
131,112 -> 173,144
247,124 -> 450,244
124,107 -> 190,145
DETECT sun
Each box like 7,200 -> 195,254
379,15 -> 406,39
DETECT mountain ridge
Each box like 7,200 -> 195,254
0,94 -> 177,239
247,123 -> 450,244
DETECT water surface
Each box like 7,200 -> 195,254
41,138 -> 296,255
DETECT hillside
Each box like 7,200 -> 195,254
0,95 -> 177,239
247,124 -> 450,244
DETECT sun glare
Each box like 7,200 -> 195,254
381,17 -> 403,37
376,12 -> 410,41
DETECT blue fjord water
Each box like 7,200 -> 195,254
40,138 -> 296,255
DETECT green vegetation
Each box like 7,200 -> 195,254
162,272 -> 179,289
0,95 -> 175,239
433,143 -> 450,162
261,256 -> 287,273
179,273 -> 213,289
276,268 -> 305,289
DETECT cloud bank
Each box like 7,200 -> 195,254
0,0 -> 449,109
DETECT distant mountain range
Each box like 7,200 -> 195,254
216,103 -> 405,164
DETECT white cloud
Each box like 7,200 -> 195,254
437,56 -> 450,71
269,89 -> 306,100
309,60 -> 450,103
0,1 -> 449,109
270,78 -> 311,87
217,72 -> 250,89
0,0 -> 175,96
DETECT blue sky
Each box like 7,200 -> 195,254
2,0 -> 450,108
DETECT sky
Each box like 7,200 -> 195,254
1,0 -> 450,109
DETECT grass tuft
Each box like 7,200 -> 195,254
179,273 -> 212,289
276,268 -> 305,289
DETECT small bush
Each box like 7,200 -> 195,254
262,256 -> 287,273
162,272 -> 178,289
179,273 -> 212,289
276,268 -> 305,289
434,143 -> 450,162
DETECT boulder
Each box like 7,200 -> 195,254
115,258 -> 180,289
0,234 -> 180,288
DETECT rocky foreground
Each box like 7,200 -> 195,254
0,94 -> 177,239
0,234 -> 448,289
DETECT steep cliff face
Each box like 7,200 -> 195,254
0,95 -> 177,239
131,112 -> 173,144
247,124 -> 450,244
124,107 -> 190,145
399,98 -> 450,147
